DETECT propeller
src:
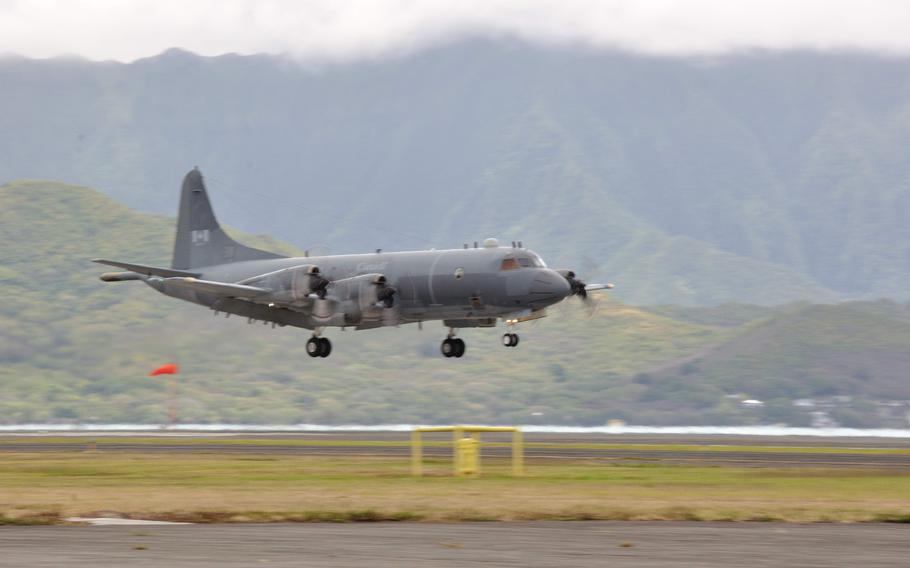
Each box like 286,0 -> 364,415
376,283 -> 397,308
564,270 -> 588,299
374,277 -> 399,326
558,270 -> 614,318
310,273 -> 331,299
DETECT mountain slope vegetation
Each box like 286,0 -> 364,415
0,181 -> 908,427
660,301 -> 910,399
2,43 -> 909,304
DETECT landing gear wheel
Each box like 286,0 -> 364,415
502,333 -> 519,347
441,338 -> 455,358
307,336 -> 332,358
306,337 -> 320,357
318,337 -> 332,358
452,338 -> 465,358
510,333 -> 519,347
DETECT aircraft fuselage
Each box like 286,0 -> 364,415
97,168 -> 605,358
146,245 -> 571,330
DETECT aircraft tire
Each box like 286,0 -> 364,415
318,338 -> 332,358
502,333 -> 513,347
441,338 -> 454,357
306,337 -> 321,357
510,333 -> 519,347
453,338 -> 465,358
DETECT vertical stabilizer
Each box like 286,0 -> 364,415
172,168 -> 285,269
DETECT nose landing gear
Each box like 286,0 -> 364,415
306,336 -> 332,358
502,333 -> 520,347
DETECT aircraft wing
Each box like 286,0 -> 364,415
161,277 -> 271,299
92,259 -> 201,278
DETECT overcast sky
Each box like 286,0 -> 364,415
2,0 -> 910,62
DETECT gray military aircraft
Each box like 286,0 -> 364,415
95,168 -> 612,358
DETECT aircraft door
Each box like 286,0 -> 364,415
429,255 -> 473,307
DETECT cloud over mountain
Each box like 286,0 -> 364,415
2,0 -> 910,62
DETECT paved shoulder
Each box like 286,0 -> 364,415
1,522 -> 908,567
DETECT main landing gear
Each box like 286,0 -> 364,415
441,334 -> 466,358
502,332 -> 520,347
306,336 -> 332,358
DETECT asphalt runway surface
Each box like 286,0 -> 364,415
2,521 -> 909,567
2,431 -> 910,469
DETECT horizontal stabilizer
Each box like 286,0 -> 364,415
162,277 -> 271,299
93,259 -> 201,278
584,283 -> 615,292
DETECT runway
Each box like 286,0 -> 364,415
2,521 -> 908,567
2,431 -> 909,469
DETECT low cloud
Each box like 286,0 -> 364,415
1,0 -> 909,62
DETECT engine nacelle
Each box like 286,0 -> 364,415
241,264 -> 325,305
327,273 -> 390,325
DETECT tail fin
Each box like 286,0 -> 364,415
172,168 -> 285,270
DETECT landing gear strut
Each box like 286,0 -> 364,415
306,336 -> 332,358
502,333 -> 520,347
441,330 -> 465,358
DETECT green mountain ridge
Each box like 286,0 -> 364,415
0,180 -> 907,427
2,43 -> 909,305
653,301 -> 910,400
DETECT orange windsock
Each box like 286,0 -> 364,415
149,363 -> 179,377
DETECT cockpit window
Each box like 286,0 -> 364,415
499,253 -> 547,270
500,258 -> 520,271
502,256 -> 545,270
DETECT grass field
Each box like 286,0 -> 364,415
4,437 -> 910,454
1,449 -> 909,525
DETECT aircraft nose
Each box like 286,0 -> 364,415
528,269 -> 571,304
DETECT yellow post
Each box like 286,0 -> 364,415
512,429 -> 524,476
411,429 -> 422,476
452,426 -> 464,476
457,437 -> 479,476
471,432 -> 482,475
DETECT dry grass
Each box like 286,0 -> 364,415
1,452 -> 909,523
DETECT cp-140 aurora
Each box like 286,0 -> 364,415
95,168 -> 613,358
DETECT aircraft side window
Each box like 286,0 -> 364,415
500,258 -> 520,271
454,267 -> 465,279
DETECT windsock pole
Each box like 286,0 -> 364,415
149,363 -> 180,429
166,374 -> 178,428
